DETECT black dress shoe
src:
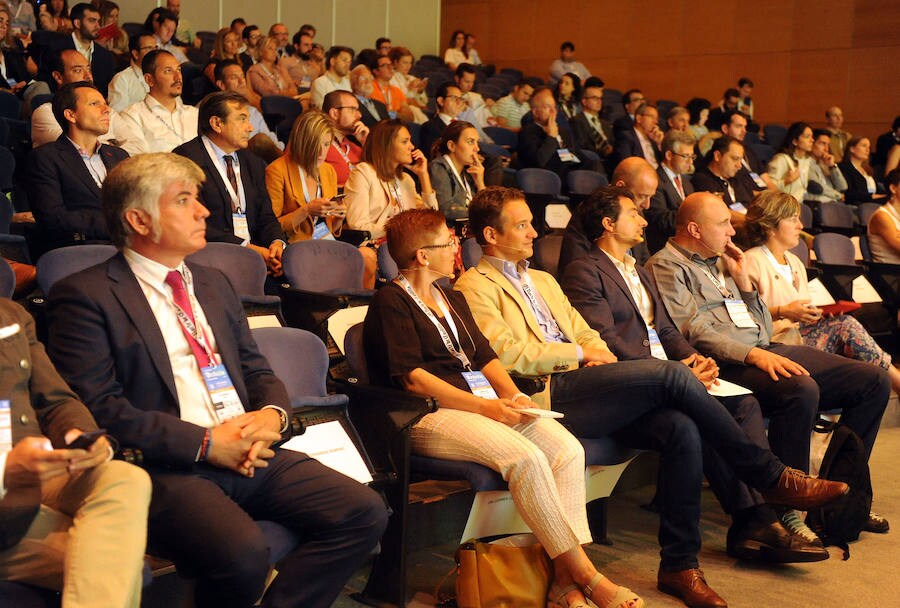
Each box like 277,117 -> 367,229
727,519 -> 828,563
864,512 -> 890,533
658,568 -> 727,608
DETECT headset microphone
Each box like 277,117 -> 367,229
493,243 -> 532,256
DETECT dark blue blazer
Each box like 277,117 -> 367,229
174,137 -> 286,248
46,253 -> 290,469
560,247 -> 696,361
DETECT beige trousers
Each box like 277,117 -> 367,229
411,408 -> 590,557
0,459 -> 151,608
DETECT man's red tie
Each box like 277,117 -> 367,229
165,270 -> 213,368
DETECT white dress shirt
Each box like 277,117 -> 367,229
118,95 -> 198,155
108,64 -> 150,112
310,73 -> 350,109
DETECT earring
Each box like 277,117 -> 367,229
425,260 -> 430,266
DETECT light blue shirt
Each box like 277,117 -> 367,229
248,106 -> 284,151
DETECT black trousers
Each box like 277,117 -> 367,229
146,449 -> 388,608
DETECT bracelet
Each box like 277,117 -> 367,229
199,429 -> 212,462
511,392 -> 530,402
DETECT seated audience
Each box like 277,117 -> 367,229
554,72 -> 581,121
107,32 -> 155,112
420,82 -> 465,155
350,64 -> 388,127
322,89 -> 368,188
174,91 -> 286,275
96,1 -> 127,55
213,60 -> 282,160
365,207 -> 645,608
737,77 -> 754,119
266,110 -> 346,242
167,0 -> 196,47
517,86 -> 593,181
246,35 -> 296,98
42,3 -> 115,98
839,136 -> 886,203
345,118 -> 437,241
767,122 -> 813,202
549,41 -> 591,86
29,81 -> 128,251
46,152 -> 388,608
203,27 -> 248,83
456,186 -> 849,608
646,129 -> 696,253
691,136 -> 753,221
454,63 -> 496,130
491,79 -> 534,131
873,115 -> 900,169
560,157 -> 657,272
614,102 -> 663,169
0,5 -> 36,94
389,46 -> 429,116
369,54 -> 413,122
686,97 -> 711,141
38,0 -> 72,34
144,7 -> 188,64
5,0 -> 36,35
443,29 -> 467,70
561,186 -> 830,568
666,106 -> 690,132
743,190 -> 900,398
268,22 -> 290,58
310,45 -> 353,108
646,192 -> 890,542
706,88 -> 740,132
428,120 -> 485,222
118,49 -> 199,155
374,36 -> 391,56
719,110 -> 773,193
230,17 -> 246,48
280,30 -> 320,90
31,49 -> 121,148
824,106 -> 851,162
805,129 -> 847,204
238,24 -> 261,66
570,76 -> 615,171
866,168 -> 900,263
0,299 -> 150,606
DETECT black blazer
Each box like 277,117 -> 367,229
28,135 -> 129,250
560,248 -> 696,361
646,165 -> 694,254
419,115 -> 449,158
570,112 -> 615,157
46,253 -> 291,469
838,160 -> 880,204
613,127 -> 661,168
559,207 -> 650,277
517,122 -> 584,174
689,166 -> 753,206
358,97 -> 389,129
51,37 -> 116,98
173,137 -> 286,247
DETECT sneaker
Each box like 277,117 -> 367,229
761,467 -> 848,510
780,509 -> 825,549
864,511 -> 890,534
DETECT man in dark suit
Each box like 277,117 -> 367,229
47,4 -> 116,98
613,103 -> 663,170
419,82 -> 465,156
0,299 -> 150,605
173,91 -> 287,275
706,88 -> 740,133
46,152 -> 388,608
646,129 -> 696,254
349,65 -> 389,129
28,81 -> 128,255
517,87 -> 594,182
570,77 -> 615,174
612,88 -> 645,135
560,186 -> 830,606
691,136 -> 752,228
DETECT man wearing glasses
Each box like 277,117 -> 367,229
570,76 -> 615,171
646,129 -> 697,253
323,90 -> 368,187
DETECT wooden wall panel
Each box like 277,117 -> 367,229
441,0 -> 899,141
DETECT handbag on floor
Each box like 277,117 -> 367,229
454,535 -> 553,608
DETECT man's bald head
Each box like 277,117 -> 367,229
612,157 -> 658,209
675,192 -> 726,233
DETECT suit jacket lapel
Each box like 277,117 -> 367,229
107,254 -> 179,404
476,259 -> 546,341
57,138 -> 102,196
591,250 -> 643,321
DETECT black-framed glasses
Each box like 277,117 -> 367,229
672,152 -> 697,160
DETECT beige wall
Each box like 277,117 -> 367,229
441,0 -> 900,142
116,0 -> 440,59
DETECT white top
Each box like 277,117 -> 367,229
344,162 -> 437,239
30,102 -> 122,148
869,205 -> 900,264
601,249 -> 654,325
310,73 -> 350,109
108,64 -> 150,112
118,95 -> 198,155
444,48 -> 467,67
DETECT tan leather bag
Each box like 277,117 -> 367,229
454,539 -> 553,608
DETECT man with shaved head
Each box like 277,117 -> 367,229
647,192 -> 890,544
559,157 -> 657,273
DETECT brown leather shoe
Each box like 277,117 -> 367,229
760,467 -> 849,510
657,569 -> 727,608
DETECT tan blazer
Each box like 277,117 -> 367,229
343,162 -> 437,239
454,258 -> 610,407
265,157 -> 341,243
744,246 -> 808,345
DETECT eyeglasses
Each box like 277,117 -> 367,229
421,236 -> 459,250
444,95 -> 463,102
672,152 -> 697,160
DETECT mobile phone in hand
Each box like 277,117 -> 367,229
66,429 -> 106,450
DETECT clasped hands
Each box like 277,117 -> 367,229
207,409 -> 283,478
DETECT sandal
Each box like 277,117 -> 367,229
547,583 -> 589,608
583,572 -> 644,608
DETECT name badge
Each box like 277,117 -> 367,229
312,220 -> 335,240
201,366 -> 246,423
0,400 -> 12,454
749,172 -> 767,188
232,213 -> 250,242
462,371 -> 498,400
729,202 -> 747,214
387,110 -> 398,120
724,298 -> 757,329
647,328 -> 668,360
556,148 -> 580,163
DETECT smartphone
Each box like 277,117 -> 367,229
331,193 -> 346,202
66,429 -> 106,450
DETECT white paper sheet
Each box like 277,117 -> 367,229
852,276 -> 882,303
708,378 -> 753,397
281,420 -> 373,484
327,306 -> 369,355
518,408 -> 564,419
806,278 -> 836,307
